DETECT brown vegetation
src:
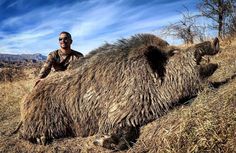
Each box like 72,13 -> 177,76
0,68 -> 25,82
0,35 -> 235,153
0,62 -> 42,82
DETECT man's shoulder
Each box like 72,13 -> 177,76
71,50 -> 84,57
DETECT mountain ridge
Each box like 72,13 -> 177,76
0,53 -> 46,62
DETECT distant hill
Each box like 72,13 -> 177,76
0,53 -> 46,62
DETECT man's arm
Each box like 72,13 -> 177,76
38,54 -> 54,79
35,54 -> 54,87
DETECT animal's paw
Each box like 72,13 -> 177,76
36,135 -> 47,145
32,134 -> 51,145
93,135 -> 129,150
93,135 -> 118,150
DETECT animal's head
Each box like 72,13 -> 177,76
128,35 -> 219,81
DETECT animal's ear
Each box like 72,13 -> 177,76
144,46 -> 168,65
144,46 -> 168,78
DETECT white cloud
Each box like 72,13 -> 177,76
0,0 -> 204,55
7,1 -> 18,8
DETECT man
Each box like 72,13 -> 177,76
36,31 -> 83,85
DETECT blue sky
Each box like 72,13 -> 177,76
0,0 -> 208,55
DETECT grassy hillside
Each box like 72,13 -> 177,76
0,38 -> 235,153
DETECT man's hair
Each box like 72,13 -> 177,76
60,31 -> 72,40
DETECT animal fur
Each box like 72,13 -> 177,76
20,34 -> 219,150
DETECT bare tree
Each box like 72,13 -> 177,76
225,1 -> 236,36
162,7 -> 204,44
228,13 -> 236,35
198,0 -> 236,38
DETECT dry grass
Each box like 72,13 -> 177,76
0,37 -> 235,153
0,65 -> 41,82
0,80 -> 35,133
129,79 -> 236,153
0,68 -> 25,82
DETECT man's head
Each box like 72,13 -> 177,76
59,31 -> 73,51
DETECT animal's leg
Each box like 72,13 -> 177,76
94,126 -> 140,150
36,134 -> 47,145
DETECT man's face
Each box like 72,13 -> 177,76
59,33 -> 72,49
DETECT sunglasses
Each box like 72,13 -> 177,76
59,37 -> 70,42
